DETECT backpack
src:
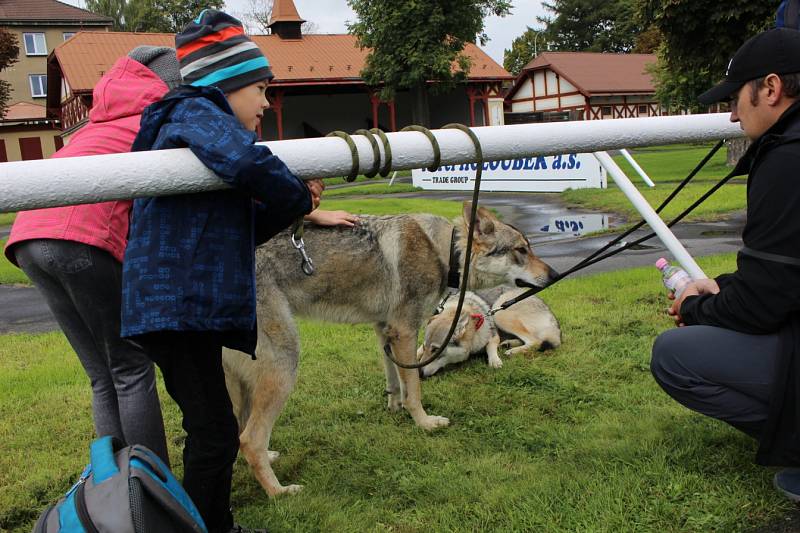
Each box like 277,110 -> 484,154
32,436 -> 207,533
778,0 -> 800,30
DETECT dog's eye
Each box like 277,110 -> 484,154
515,247 -> 528,255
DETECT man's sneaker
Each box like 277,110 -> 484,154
774,468 -> 800,502
228,525 -> 267,533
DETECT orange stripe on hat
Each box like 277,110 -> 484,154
176,25 -> 244,60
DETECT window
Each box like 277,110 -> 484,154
63,32 -> 76,41
19,137 -> 44,161
601,106 -> 613,117
638,104 -> 649,115
23,33 -> 47,55
29,75 -> 47,98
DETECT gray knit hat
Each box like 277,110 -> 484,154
127,46 -> 181,90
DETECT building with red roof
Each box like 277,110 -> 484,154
47,0 -> 513,141
504,52 -> 663,123
0,0 -> 111,161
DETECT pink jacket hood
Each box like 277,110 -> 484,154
5,56 -> 170,265
89,56 -> 168,124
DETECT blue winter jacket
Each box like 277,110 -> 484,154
121,85 -> 311,354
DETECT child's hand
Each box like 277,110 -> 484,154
305,210 -> 359,227
306,179 -> 324,211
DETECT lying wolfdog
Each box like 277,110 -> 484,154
417,286 -> 562,377
221,203 -> 558,497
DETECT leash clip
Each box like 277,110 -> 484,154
291,234 -> 315,276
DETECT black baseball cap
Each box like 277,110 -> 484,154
699,28 -> 800,104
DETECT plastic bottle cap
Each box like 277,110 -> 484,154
655,258 -> 668,269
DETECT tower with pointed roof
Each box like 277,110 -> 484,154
268,0 -> 305,40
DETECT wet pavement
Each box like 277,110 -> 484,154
397,189 -> 745,278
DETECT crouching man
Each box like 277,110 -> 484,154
651,28 -> 800,500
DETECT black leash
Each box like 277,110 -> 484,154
303,127 -> 736,369
299,124 -> 485,370
489,140 -> 737,314
384,123 -> 485,370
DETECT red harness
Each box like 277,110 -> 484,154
470,313 -> 485,330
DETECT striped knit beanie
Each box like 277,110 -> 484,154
176,9 -> 273,94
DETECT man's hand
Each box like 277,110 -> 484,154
306,179 -> 324,211
667,278 -> 720,327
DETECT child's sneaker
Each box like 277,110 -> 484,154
774,469 -> 800,502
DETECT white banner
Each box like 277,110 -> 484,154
411,153 -> 606,193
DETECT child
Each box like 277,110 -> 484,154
5,46 -> 181,465
121,11 -> 321,533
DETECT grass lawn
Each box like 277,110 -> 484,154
0,252 -> 792,532
0,213 -> 16,226
325,182 -> 421,197
321,198 -> 463,219
0,239 -> 29,286
325,170 -> 412,187
561,143 -> 748,222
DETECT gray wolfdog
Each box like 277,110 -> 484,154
417,286 -> 562,377
221,203 -> 558,497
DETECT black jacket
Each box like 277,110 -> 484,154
680,100 -> 800,465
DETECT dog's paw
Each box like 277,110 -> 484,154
499,339 -> 523,351
267,450 -> 280,463
387,395 -> 403,412
271,484 -> 303,497
418,415 -> 450,431
506,345 -> 533,356
488,357 -> 503,369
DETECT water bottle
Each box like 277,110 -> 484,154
655,258 -> 692,298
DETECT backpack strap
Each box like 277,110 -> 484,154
89,436 -> 122,483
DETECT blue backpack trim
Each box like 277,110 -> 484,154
58,490 -> 87,533
89,436 -> 119,484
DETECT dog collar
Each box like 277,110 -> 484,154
471,313 -> 485,330
447,227 -> 461,289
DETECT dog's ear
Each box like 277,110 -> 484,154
454,312 -> 471,337
462,202 -> 496,237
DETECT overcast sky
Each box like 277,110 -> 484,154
63,0 -> 549,65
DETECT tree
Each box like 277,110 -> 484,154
503,27 -> 541,76
640,0 -> 774,113
537,0 -> 643,52
85,0 -> 223,33
0,28 -> 19,118
153,0 -> 225,33
347,0 -> 512,126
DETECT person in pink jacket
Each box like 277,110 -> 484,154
4,46 -> 181,464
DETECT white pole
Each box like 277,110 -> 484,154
0,113 -> 743,213
593,151 -> 706,279
620,148 -> 655,187
594,151 -> 639,190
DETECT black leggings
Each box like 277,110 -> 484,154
143,331 -> 240,533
